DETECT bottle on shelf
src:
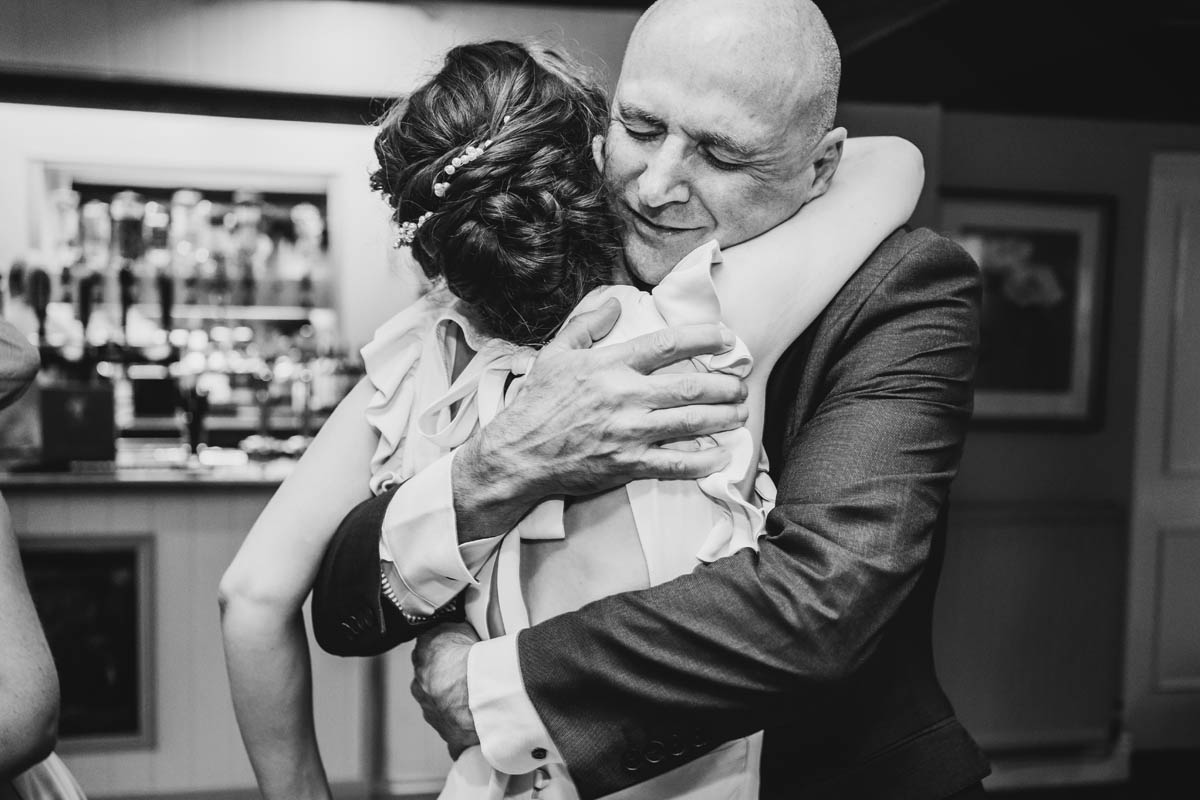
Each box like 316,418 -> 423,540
16,177 -> 359,457
110,190 -> 145,343
48,187 -> 81,307
143,200 -> 174,331
79,199 -> 113,347
231,190 -> 264,307
168,189 -> 205,306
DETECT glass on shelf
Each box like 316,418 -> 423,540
27,179 -> 353,450
143,201 -> 170,265
110,190 -> 146,262
80,200 -> 111,271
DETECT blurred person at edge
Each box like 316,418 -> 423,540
1,318 -> 87,800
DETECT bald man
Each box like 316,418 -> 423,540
312,1 -> 990,797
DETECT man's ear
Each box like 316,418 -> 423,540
808,126 -> 847,201
592,134 -> 606,173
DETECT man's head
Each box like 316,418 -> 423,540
599,0 -> 844,284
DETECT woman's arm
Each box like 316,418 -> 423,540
0,494 -> 59,780
218,377 -> 377,800
717,135 -> 925,367
1,317 -> 40,410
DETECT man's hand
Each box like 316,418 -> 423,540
453,297 -> 749,540
411,622 -> 481,760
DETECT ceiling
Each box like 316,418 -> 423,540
479,0 -> 1200,125
3,0 -> 1194,126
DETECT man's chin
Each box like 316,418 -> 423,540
622,236 -> 696,287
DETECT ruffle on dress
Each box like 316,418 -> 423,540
361,286 -> 534,496
647,239 -> 774,561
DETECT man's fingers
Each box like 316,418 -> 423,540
621,324 -> 736,374
641,372 -> 747,409
641,402 -> 749,442
638,445 -> 732,481
546,297 -> 621,353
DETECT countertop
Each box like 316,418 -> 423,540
0,439 -> 298,489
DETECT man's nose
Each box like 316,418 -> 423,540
636,141 -> 690,209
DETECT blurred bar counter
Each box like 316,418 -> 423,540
2,441 -> 370,796
0,449 -> 296,488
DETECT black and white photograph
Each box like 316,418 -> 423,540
0,2 -> 1196,800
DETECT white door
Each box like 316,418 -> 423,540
1126,153 -> 1200,745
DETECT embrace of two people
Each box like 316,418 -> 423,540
219,0 -> 991,799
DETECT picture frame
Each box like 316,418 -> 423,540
939,189 -> 1114,430
18,534 -> 156,751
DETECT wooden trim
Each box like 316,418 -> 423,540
0,70 -> 390,125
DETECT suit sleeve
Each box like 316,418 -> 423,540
514,235 -> 982,797
310,485 -> 464,657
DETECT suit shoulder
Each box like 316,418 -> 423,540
883,227 -> 976,269
834,227 -> 976,308
862,227 -> 981,293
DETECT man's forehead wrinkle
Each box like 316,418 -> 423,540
615,101 -> 662,126
699,129 -> 760,159
617,82 -> 773,157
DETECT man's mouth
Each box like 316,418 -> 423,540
628,207 -> 696,237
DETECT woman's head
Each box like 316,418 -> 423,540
371,41 -> 619,344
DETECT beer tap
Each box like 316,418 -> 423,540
118,261 -> 136,343
5,259 -> 26,318
78,200 -> 111,346
27,266 -> 51,347
157,270 -> 175,333
110,191 -> 145,347
77,272 -> 96,349
143,199 -> 174,332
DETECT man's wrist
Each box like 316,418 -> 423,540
451,433 -> 539,543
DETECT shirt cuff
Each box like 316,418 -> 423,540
378,450 -> 501,616
468,634 -> 563,775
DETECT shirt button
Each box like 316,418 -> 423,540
668,735 -> 686,756
531,747 -> 548,760
620,750 -> 641,772
644,740 -> 665,764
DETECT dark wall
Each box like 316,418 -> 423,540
943,111 -> 1200,506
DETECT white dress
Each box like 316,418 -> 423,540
362,241 -> 774,800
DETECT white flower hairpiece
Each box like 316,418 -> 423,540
432,114 -> 511,197
393,114 -> 514,249
393,211 -> 432,248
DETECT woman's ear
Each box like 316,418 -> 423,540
592,135 -> 606,173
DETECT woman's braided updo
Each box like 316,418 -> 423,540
370,41 -> 620,344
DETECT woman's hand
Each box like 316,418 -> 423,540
410,622 -> 481,759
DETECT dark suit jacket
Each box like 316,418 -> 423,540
311,227 -> 991,799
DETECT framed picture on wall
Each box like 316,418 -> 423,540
939,189 -> 1114,430
18,535 -> 155,751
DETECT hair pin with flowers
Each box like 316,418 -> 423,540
393,115 -> 513,249
394,211 -> 432,248
433,113 -> 511,196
